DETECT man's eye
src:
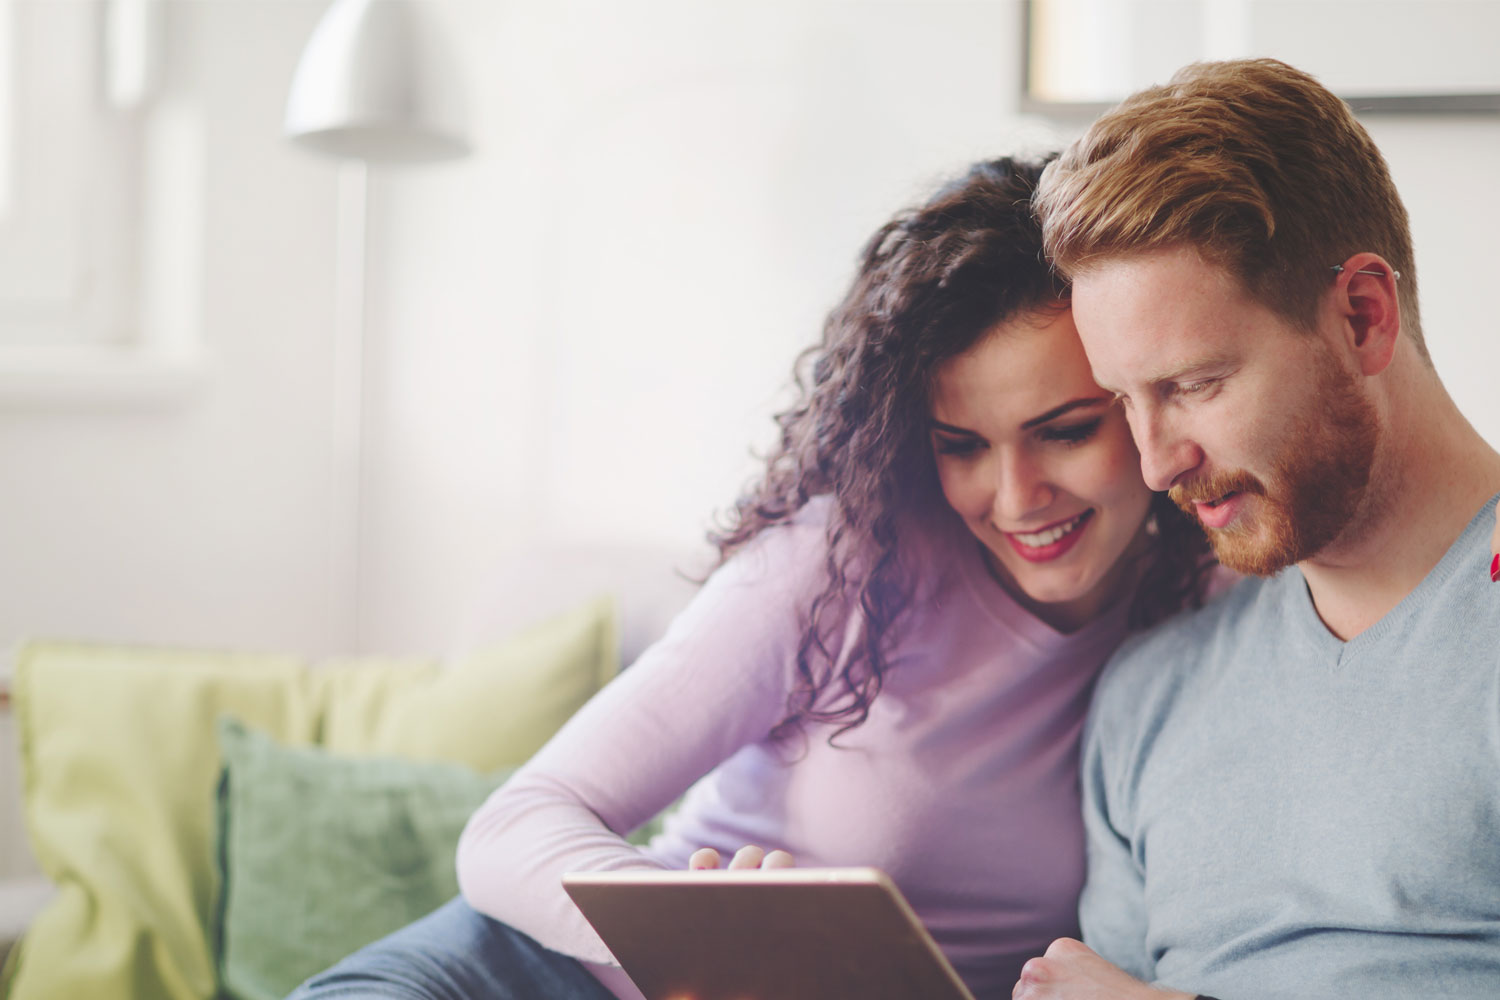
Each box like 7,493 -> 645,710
1176,378 -> 1222,399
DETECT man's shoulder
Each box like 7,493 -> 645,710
1091,574 -> 1275,721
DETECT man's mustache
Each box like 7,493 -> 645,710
1169,470 -> 1267,512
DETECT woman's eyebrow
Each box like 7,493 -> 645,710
929,419 -> 979,436
1020,396 -> 1110,430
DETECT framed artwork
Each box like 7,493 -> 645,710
1022,0 -> 1500,115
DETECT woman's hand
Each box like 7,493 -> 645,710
687,845 -> 796,870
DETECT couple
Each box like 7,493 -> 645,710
292,60 -> 1500,1000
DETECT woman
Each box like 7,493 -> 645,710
289,156 -> 1214,1000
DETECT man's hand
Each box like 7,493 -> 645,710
686,845 -> 795,870
1013,938 -> 1194,1000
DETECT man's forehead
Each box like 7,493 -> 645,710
1070,246 -> 1243,303
1069,252 -> 1254,387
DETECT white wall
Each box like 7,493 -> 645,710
1371,117 -> 1500,430
0,1 -> 349,660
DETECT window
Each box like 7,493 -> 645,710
0,0 -> 202,402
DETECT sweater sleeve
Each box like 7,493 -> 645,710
455,514 -> 841,964
1076,661 -> 1153,980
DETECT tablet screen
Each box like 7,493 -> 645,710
563,867 -> 975,1000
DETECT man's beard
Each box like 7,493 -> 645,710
1169,351 -> 1378,577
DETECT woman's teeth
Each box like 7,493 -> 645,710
1014,512 -> 1087,548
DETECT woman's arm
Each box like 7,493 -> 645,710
456,516 -> 839,963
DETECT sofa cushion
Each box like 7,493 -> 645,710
317,595 -> 618,768
213,718 -> 512,1000
2,595 -> 617,1000
4,643 -> 317,1000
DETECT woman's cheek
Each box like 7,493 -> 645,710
1084,437 -> 1145,507
933,460 -> 972,517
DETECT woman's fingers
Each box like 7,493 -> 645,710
686,845 -> 796,870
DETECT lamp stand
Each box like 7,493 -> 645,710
331,159 -> 368,650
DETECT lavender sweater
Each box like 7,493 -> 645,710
456,498 -> 1130,999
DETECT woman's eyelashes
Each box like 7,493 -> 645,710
1037,418 -> 1103,447
933,417 -> 1102,457
933,434 -> 984,457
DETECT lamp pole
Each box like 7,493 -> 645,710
330,160 -> 368,650
284,0 -> 471,652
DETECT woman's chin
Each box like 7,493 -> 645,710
1019,577 -> 1096,610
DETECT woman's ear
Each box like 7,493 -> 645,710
1331,254 -> 1401,376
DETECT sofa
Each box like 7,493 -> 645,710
0,543 -> 702,1000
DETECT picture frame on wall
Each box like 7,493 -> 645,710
1021,0 -> 1500,116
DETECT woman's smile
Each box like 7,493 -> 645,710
1004,509 -> 1095,562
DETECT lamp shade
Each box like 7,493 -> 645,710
285,0 -> 471,163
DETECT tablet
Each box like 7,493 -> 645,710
562,866 -> 976,1000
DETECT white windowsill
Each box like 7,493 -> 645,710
0,346 -> 205,407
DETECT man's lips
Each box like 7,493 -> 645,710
1193,491 -> 1242,530
1172,472 -> 1263,531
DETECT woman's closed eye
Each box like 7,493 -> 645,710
1037,418 -> 1103,447
933,434 -> 985,457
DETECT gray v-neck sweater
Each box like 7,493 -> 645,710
1081,496 -> 1500,1000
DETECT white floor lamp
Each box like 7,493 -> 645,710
284,0 -> 471,651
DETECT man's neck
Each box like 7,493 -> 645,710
1299,386 -> 1500,641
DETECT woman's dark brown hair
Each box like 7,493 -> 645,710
713,156 -> 1213,741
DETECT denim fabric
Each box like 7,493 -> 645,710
286,897 -> 618,1000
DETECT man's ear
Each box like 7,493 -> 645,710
1331,253 -> 1401,376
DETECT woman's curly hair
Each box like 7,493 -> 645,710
712,156 -> 1214,741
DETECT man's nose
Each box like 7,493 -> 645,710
1131,408 -> 1201,492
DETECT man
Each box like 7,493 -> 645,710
1017,59 -> 1500,1000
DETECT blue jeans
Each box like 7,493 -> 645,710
287,897 -> 619,1000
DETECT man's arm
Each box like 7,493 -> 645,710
1011,678 -> 1192,999
1075,691 -> 1152,977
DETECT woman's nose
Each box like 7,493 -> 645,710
993,451 -> 1054,522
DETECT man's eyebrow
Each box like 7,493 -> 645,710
1020,396 -> 1111,430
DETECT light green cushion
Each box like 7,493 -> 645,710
3,595 -> 618,1000
317,597 -> 618,769
213,718 -> 513,1000
3,643 -> 317,1000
